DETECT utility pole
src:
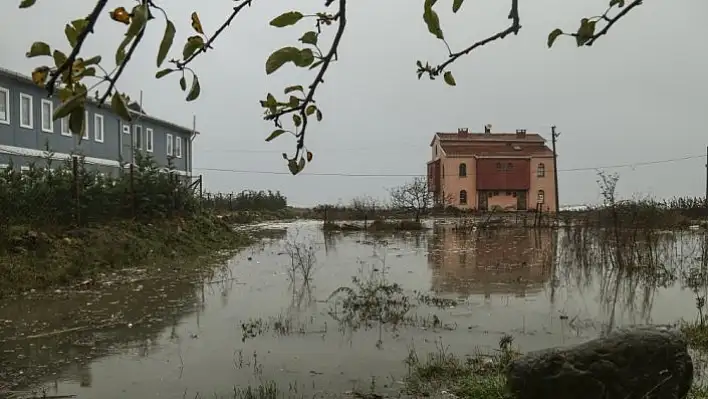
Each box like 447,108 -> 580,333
551,126 -> 560,214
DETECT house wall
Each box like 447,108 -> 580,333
0,70 -> 192,174
441,156 -> 477,209
529,156 -> 556,212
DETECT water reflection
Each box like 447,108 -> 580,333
427,225 -> 555,298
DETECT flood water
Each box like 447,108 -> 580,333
1,220 -> 707,398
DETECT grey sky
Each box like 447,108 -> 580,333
1,0 -> 705,207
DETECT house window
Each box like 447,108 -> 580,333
60,116 -> 71,136
175,136 -> 182,158
40,99 -> 53,133
460,190 -> 467,205
537,190 -> 545,204
94,114 -> 104,142
19,93 -> 33,129
166,133 -> 173,156
496,162 -> 502,170
0,87 -> 9,124
133,125 -> 143,149
82,110 -> 90,140
537,163 -> 546,177
458,162 -> 466,177
146,128 -> 154,152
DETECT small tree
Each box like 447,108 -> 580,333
389,177 -> 432,222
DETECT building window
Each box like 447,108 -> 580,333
434,146 -> 437,156
94,114 -> 104,142
537,190 -> 545,204
134,125 -> 143,149
175,136 -> 182,158
507,162 -> 513,170
496,162 -> 502,170
19,93 -> 33,129
60,116 -> 71,136
458,162 -> 466,177
0,87 -> 10,124
166,133 -> 173,156
146,128 -> 154,152
537,163 -> 546,177
40,99 -> 53,133
82,110 -> 90,140
460,190 -> 467,205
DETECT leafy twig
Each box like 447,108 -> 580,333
585,0 -> 642,46
176,0 -> 255,69
44,0 -> 108,97
266,0 -> 348,160
434,0 -> 520,75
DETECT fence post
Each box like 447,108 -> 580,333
129,163 -> 135,219
72,156 -> 80,226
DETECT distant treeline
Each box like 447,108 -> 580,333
201,190 -> 288,212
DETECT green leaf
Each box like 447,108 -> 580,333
116,35 -> 132,65
575,19 -> 596,46
299,31 -> 318,45
306,105 -> 317,116
265,46 -> 300,75
157,20 -> 176,67
26,41 -> 51,58
288,159 -> 299,175
423,7 -> 444,40
19,0 -> 36,8
186,74 -> 201,101
294,49 -> 315,68
71,18 -> 89,34
443,71 -> 456,86
547,29 -> 563,48
309,60 -> 324,70
282,153 -> 288,160
68,106 -> 85,135
183,36 -> 204,60
111,93 -> 132,121
452,0 -> 464,13
284,85 -> 304,94
80,67 -> 97,78
64,24 -> 78,47
179,76 -> 187,91
609,0 -> 625,7
126,4 -> 148,38
265,129 -> 286,142
156,68 -> 173,79
52,50 -> 68,70
293,114 -> 302,127
270,11 -> 304,28
288,96 -> 300,107
83,55 -> 102,66
297,157 -> 306,173
53,94 -> 83,120
315,109 -> 323,121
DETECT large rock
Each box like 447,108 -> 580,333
505,326 -> 693,399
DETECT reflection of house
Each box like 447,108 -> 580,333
427,224 -> 555,297
426,125 -> 557,212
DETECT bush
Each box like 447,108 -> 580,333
0,153 -> 199,227
202,190 -> 288,212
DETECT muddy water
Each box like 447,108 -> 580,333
1,220 -> 706,398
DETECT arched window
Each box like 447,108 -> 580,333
537,163 -> 546,177
460,190 -> 468,205
537,190 -> 545,204
496,162 -> 502,170
459,163 -> 467,177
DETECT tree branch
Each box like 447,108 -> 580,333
99,16 -> 147,105
265,0 -> 348,160
175,0 -> 255,69
434,0 -> 520,75
586,0 -> 642,46
45,0 -> 108,97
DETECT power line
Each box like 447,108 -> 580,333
193,154 -> 706,177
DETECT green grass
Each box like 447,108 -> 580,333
0,213 -> 252,296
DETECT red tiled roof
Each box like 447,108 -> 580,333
436,132 -> 546,142
441,143 -> 554,157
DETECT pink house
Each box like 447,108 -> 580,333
427,125 -> 557,212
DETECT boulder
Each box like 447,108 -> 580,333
505,326 -> 693,399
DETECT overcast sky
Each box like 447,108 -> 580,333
1,0 -> 706,207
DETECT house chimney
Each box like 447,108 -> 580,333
516,129 -> 527,138
484,124 -> 492,134
458,127 -> 469,138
